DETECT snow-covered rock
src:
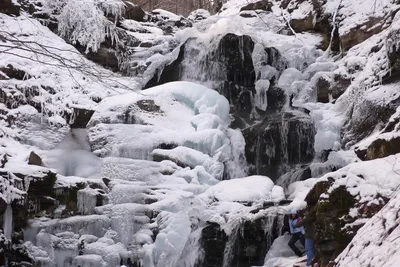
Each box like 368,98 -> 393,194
335,189 -> 400,267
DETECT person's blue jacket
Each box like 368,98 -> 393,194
289,217 -> 305,235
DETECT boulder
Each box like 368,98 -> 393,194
240,0 -> 272,12
314,73 -> 332,103
290,12 -> 314,33
217,34 -> 255,88
86,47 -> 119,71
355,136 -> 400,161
240,11 -> 257,18
0,87 -> 26,109
77,187 -> 108,215
0,169 -> 57,231
276,165 -> 312,188
302,173 -> 390,267
0,242 -> 33,267
264,47 -> 287,75
285,0 -> 337,51
231,216 -> 283,266
0,0 -> 20,16
330,73 -> 350,100
68,107 -> 95,128
123,1 -> 146,21
266,86 -> 287,110
0,64 -> 30,80
28,151 -> 42,166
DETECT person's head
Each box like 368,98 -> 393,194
290,209 -> 297,218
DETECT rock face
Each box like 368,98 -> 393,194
0,64 -> 30,80
334,188 -> 400,267
244,111 -> 315,180
28,151 -> 42,166
387,14 -> 400,81
201,223 -> 228,267
339,18 -> 384,51
68,107 -> 95,128
356,136 -> 400,161
144,45 -> 185,89
200,213 -> 286,267
0,0 -> 20,16
341,97 -> 400,148
301,169 -> 391,267
240,0 -> 272,12
123,1 -> 146,21
286,0 -> 336,51
308,182 -> 356,266
86,47 -> 120,71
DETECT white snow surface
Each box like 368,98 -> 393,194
203,175 -> 275,202
335,189 -> 400,267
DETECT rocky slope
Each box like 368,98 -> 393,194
1,0 -> 400,267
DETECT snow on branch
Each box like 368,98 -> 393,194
45,0 -> 125,53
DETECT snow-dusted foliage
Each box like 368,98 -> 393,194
46,0 -> 125,53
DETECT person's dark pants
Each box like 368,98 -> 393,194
288,232 -> 305,256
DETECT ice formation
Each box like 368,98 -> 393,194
2,0 -> 400,266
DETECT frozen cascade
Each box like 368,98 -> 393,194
41,129 -> 101,178
276,166 -> 311,189
180,38 -> 226,89
3,204 -> 13,239
213,209 -> 287,267
245,111 -> 316,179
225,128 -> 249,179
222,222 -> 240,267
175,225 -> 205,267
263,212 -> 285,249
77,188 -> 104,216
150,211 -> 192,267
